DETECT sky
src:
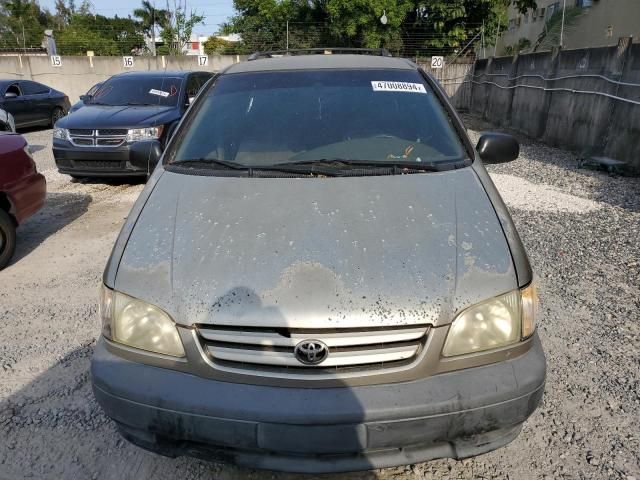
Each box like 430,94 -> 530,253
38,0 -> 236,36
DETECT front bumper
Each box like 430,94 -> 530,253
91,334 -> 546,473
53,141 -> 148,177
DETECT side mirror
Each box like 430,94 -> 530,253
80,94 -> 88,102
476,133 -> 519,164
129,140 -> 162,173
4,92 -> 17,99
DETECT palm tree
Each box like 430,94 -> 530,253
534,7 -> 584,52
133,0 -> 168,54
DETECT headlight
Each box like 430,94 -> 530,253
53,127 -> 69,140
442,283 -> 538,357
100,286 -> 185,357
126,126 -> 163,142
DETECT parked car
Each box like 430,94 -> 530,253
0,80 -> 70,129
0,108 -> 16,132
0,132 -> 46,269
52,70 -> 213,178
92,50 -> 545,474
69,82 -> 103,114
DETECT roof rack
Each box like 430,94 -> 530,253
247,48 -> 392,61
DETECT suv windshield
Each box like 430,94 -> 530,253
168,69 -> 467,170
90,76 -> 183,107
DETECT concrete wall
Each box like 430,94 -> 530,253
0,55 -> 245,105
469,37 -> 640,172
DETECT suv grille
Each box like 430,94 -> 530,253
196,324 -> 429,378
68,129 -> 127,148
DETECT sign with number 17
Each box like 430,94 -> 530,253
198,55 -> 209,66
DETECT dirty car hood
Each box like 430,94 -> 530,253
115,169 -> 517,328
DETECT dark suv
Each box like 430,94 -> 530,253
52,70 -> 212,178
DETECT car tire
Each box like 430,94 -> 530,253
51,107 -> 65,127
0,209 -> 17,271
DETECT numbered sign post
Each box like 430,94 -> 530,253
198,55 -> 209,67
431,56 -> 444,69
51,55 -> 62,67
123,56 -> 134,68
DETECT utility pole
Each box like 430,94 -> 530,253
481,20 -> 486,59
286,20 -> 289,51
494,18 -> 500,57
152,1 -> 157,56
560,0 -> 567,47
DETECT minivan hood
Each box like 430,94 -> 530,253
59,104 -> 177,129
115,169 -> 516,328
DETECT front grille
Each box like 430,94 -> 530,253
197,324 -> 429,378
98,128 -> 128,136
68,129 -> 127,148
69,128 -> 93,136
96,138 -> 125,147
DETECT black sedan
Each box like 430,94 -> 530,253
0,80 -> 70,129
53,70 -> 212,178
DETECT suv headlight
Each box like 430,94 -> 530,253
442,282 -> 538,357
53,127 -> 69,140
100,286 -> 185,357
126,126 -> 163,142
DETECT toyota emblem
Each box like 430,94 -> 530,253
294,340 -> 329,365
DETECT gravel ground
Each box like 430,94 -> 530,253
0,119 -> 639,480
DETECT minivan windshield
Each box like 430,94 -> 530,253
168,69 -> 467,170
89,76 -> 183,107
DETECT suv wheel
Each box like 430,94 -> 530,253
0,209 -> 16,270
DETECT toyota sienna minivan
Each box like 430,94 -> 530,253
92,49 -> 546,473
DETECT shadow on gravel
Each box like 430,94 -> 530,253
71,176 -> 148,187
10,191 -> 91,266
0,344 -> 381,480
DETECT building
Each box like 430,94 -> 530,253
498,0 -> 640,55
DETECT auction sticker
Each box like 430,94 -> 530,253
371,81 -> 426,93
149,89 -> 170,98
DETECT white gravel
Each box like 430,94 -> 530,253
0,120 -> 638,480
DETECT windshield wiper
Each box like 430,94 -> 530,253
274,158 -> 455,172
122,102 -> 157,106
170,158 -> 249,170
169,158 -> 344,176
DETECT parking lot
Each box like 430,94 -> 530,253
0,117 -> 638,480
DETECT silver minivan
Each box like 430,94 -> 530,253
92,50 -> 545,474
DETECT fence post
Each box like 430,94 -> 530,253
503,53 -> 520,126
480,56 -> 494,119
601,36 -> 633,154
537,46 -> 562,139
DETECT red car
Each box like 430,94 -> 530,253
0,132 -> 46,269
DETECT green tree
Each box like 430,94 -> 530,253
134,1 -> 168,37
0,0 -> 53,50
56,13 -> 144,55
533,6 -> 584,51
160,0 -> 204,55
222,0 -> 538,57
203,36 -> 238,54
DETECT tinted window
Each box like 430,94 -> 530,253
169,69 -> 465,167
90,76 -> 183,106
5,84 -> 21,96
185,75 -> 203,98
21,81 -> 50,95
